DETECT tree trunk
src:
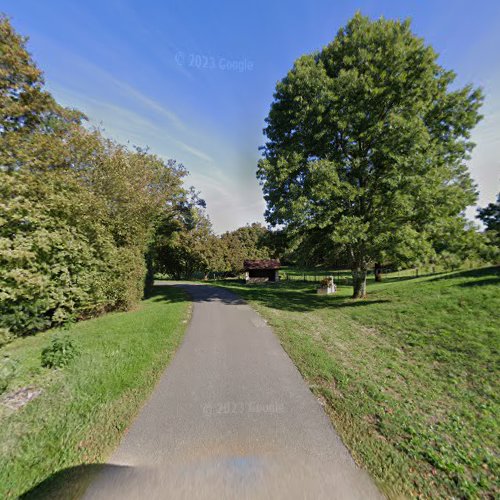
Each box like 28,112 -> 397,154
374,263 -> 382,282
352,268 -> 367,298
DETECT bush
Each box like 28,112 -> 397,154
0,171 -> 121,338
41,335 -> 79,369
0,328 -> 13,348
0,355 -> 18,394
0,142 -> 186,340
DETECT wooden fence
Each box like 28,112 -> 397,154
280,267 -> 434,286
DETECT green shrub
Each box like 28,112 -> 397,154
0,355 -> 18,394
0,171 -> 120,338
0,328 -> 13,348
0,155 -> 185,339
41,335 -> 79,369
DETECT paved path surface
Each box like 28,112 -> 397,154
84,284 -> 381,499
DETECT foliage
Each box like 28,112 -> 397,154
0,328 -> 13,348
281,227 -> 352,269
264,228 -> 290,261
319,277 -> 333,288
428,217 -> 496,270
0,17 -> 186,339
220,223 -> 273,274
0,170 -> 120,335
41,334 -> 78,369
218,266 -> 500,498
0,355 -> 18,394
154,190 -> 218,279
477,193 -> 500,252
257,12 -> 483,297
477,193 -> 500,232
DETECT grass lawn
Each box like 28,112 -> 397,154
0,285 -> 190,499
217,266 -> 500,498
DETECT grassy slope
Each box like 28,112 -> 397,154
218,267 -> 499,498
0,285 -> 190,499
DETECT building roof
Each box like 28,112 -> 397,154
244,259 -> 281,270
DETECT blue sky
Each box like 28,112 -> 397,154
4,0 -> 500,232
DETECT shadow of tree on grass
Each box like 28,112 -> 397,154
426,266 -> 500,288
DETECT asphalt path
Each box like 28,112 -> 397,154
84,283 -> 382,499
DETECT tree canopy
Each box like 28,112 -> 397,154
257,12 -> 483,297
477,193 -> 500,233
0,15 -> 186,339
477,193 -> 500,251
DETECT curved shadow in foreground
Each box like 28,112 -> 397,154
20,464 -> 131,500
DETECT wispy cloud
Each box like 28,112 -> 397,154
37,34 -> 191,133
106,76 -> 188,133
53,86 -> 213,163
177,143 -> 213,163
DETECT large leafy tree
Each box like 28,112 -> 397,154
258,13 -> 483,297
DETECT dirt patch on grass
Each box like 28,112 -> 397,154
2,386 -> 43,411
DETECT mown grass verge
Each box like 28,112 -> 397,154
0,285 -> 190,499
217,267 -> 499,498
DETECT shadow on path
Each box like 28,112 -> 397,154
20,464 -> 131,500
